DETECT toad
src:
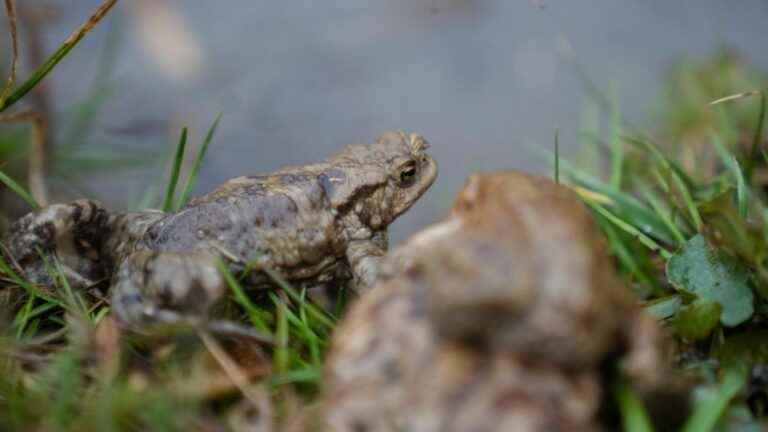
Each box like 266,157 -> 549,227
3,131 -> 437,326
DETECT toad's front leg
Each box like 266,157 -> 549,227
346,231 -> 388,291
111,251 -> 226,327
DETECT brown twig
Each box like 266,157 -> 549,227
0,0 -> 18,104
0,110 -> 48,205
198,330 -> 275,429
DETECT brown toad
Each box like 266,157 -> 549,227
323,171 -> 683,432
3,131 -> 437,326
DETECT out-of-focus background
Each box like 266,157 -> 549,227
4,0 -> 768,242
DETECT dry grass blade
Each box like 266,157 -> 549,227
0,0 -> 19,105
198,330 -> 275,429
0,0 -> 119,112
708,91 -> 762,106
64,0 -> 118,47
0,110 -> 48,205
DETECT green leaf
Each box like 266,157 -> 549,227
666,234 -> 754,326
672,299 -> 721,340
644,295 -> 682,320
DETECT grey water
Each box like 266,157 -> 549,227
31,0 -> 768,243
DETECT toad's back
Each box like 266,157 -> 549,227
138,173 -> 345,277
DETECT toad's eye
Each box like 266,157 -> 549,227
398,162 -> 418,187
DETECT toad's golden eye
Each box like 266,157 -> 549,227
398,161 -> 418,187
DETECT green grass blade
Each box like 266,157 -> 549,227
134,184 -> 159,211
0,0 -> 119,112
609,86 -> 623,189
614,379 -> 655,432
16,301 -> 59,339
0,169 -> 39,209
162,127 -> 188,212
0,252 -> 61,306
48,352 -> 83,430
639,185 -> 687,245
283,300 -> 323,366
554,127 -> 560,184
215,260 -> 271,332
175,114 -> 222,210
748,92 -> 765,180
625,135 -> 703,231
267,367 -> 322,386
270,293 -> 289,374
262,267 -> 336,329
710,90 -> 765,180
583,200 -> 672,259
91,306 -> 110,324
671,170 -> 703,231
0,39 -> 78,112
14,295 -> 36,339
597,217 -> 657,294
711,133 -> 749,218
682,362 -> 748,432
48,257 -> 89,319
556,157 -> 679,245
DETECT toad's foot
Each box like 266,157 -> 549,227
4,199 -> 110,287
346,234 -> 388,291
111,251 -> 226,327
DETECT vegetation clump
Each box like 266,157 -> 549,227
564,50 -> 768,431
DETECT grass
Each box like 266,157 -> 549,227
176,113 -> 222,211
554,52 -> 768,430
